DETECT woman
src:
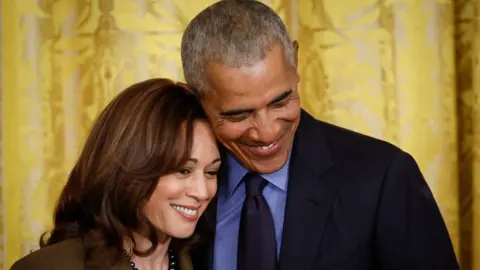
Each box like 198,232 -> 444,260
11,78 -> 220,270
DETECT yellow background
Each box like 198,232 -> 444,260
1,0 -> 478,269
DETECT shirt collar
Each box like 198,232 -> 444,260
226,150 -> 291,198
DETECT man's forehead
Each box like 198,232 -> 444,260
204,66 -> 294,98
205,61 -> 273,90
204,46 -> 291,88
201,84 -> 294,113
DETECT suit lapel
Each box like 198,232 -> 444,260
190,197 -> 217,270
278,110 -> 336,270
191,145 -> 229,270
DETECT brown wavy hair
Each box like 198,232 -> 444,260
40,78 -> 212,265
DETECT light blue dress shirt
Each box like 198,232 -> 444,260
213,153 -> 291,270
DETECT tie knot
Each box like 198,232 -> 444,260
243,172 -> 267,197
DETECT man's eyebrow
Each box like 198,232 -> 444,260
219,89 -> 293,117
268,89 -> 292,105
219,108 -> 255,117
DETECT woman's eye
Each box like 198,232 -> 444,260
206,170 -> 219,176
178,169 -> 191,175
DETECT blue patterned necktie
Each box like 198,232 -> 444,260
237,172 -> 278,270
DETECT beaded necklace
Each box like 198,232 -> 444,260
125,249 -> 177,270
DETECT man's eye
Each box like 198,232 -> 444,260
227,114 -> 248,122
270,100 -> 288,108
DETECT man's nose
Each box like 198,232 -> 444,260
248,110 -> 281,142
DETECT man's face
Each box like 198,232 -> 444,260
200,44 -> 301,174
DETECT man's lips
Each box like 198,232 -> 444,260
246,139 -> 281,157
240,132 -> 287,157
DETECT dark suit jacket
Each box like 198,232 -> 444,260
10,236 -> 131,270
191,110 -> 458,270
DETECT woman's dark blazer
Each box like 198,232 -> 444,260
10,236 -> 131,270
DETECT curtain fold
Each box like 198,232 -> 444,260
455,1 -> 480,268
0,0 -> 478,269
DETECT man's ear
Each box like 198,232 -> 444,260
293,40 -> 299,67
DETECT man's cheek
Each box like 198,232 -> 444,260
215,125 -> 245,141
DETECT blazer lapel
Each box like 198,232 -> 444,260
83,232 -> 131,270
278,110 -> 336,270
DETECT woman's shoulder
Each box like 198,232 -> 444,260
10,238 -> 85,270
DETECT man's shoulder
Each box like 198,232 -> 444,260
300,114 -> 406,173
310,118 -> 401,156
10,238 -> 85,270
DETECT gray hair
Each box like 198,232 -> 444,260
181,0 -> 295,94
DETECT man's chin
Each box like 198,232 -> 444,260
244,155 -> 288,174
253,166 -> 283,174
226,144 -> 289,173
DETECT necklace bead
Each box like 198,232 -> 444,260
125,249 -> 177,270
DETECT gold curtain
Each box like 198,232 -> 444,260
0,0 -> 478,269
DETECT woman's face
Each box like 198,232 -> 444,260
144,120 -> 220,239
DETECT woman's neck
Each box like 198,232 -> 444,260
124,232 -> 172,270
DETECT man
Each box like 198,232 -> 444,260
181,1 -> 458,269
